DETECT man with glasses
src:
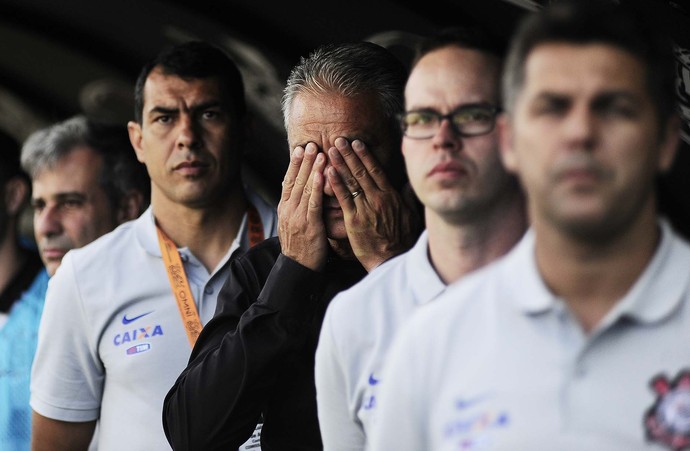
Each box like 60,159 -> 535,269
370,2 -> 688,449
314,27 -> 527,450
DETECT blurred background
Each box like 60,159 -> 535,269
1,0 -> 689,236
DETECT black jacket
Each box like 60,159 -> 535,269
163,236 -> 367,450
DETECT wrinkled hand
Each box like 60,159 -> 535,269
327,137 -> 419,272
278,143 -> 329,271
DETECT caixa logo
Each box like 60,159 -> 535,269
113,325 -> 164,346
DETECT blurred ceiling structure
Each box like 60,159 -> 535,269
1,0 -> 689,235
0,0 -> 528,201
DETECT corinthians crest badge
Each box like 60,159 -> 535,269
645,370 -> 690,450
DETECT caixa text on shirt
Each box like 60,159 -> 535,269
113,325 -> 164,348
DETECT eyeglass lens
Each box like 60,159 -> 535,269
402,105 -> 498,139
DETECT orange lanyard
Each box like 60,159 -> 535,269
157,204 -> 265,346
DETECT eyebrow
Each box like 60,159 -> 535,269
146,101 -> 226,117
147,106 -> 178,118
533,90 -> 640,103
406,102 -> 497,112
532,91 -> 569,101
32,192 -> 88,203
592,91 -> 641,104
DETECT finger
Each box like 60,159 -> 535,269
333,137 -> 378,192
327,146 -> 366,199
307,155 -> 325,225
327,166 -> 357,212
302,151 -> 325,204
281,146 -> 304,202
351,139 -> 392,191
292,143 -> 319,207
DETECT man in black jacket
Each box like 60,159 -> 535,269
163,41 -> 421,450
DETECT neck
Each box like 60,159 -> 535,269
534,201 -> 660,333
427,192 -> 528,285
153,185 -> 248,272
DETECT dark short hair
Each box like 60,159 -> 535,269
134,40 -> 246,124
21,115 -> 150,214
503,0 -> 677,124
411,26 -> 506,68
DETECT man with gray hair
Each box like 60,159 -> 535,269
163,41 -> 421,450
0,115 -> 149,450
315,27 -> 527,450
22,115 -> 150,276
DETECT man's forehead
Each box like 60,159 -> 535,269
522,42 -> 646,95
288,92 -> 387,146
143,69 -> 224,106
32,149 -> 103,195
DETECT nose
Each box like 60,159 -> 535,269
35,205 -> 62,239
176,115 -> 202,150
563,104 -> 596,151
431,117 -> 464,152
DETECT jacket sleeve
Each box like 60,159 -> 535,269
163,249 -> 325,450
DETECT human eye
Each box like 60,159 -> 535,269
30,199 -> 45,213
202,109 -> 222,120
453,106 -> 494,124
594,95 -> 638,119
153,114 -> 172,125
149,108 -> 177,126
59,196 -> 85,211
531,96 -> 569,116
404,111 -> 435,126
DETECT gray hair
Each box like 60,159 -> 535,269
281,41 -> 406,140
21,115 -> 150,213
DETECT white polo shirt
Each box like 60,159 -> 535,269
315,230 -> 446,450
370,221 -> 690,451
30,190 -> 277,451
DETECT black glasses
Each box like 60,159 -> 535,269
399,104 -> 501,139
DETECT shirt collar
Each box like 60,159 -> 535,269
509,221 -> 690,325
135,206 -> 160,257
135,187 -> 272,274
407,230 -> 448,307
608,219 -> 690,324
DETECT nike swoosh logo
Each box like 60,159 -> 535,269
122,311 -> 153,325
455,393 -> 489,410
368,373 -> 380,386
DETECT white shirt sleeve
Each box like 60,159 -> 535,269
30,252 -> 104,421
366,315 -> 428,451
315,300 -> 366,450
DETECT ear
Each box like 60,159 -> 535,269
4,176 -> 29,215
657,114 -> 681,173
127,121 -> 146,164
116,189 -> 146,224
497,114 -> 519,174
